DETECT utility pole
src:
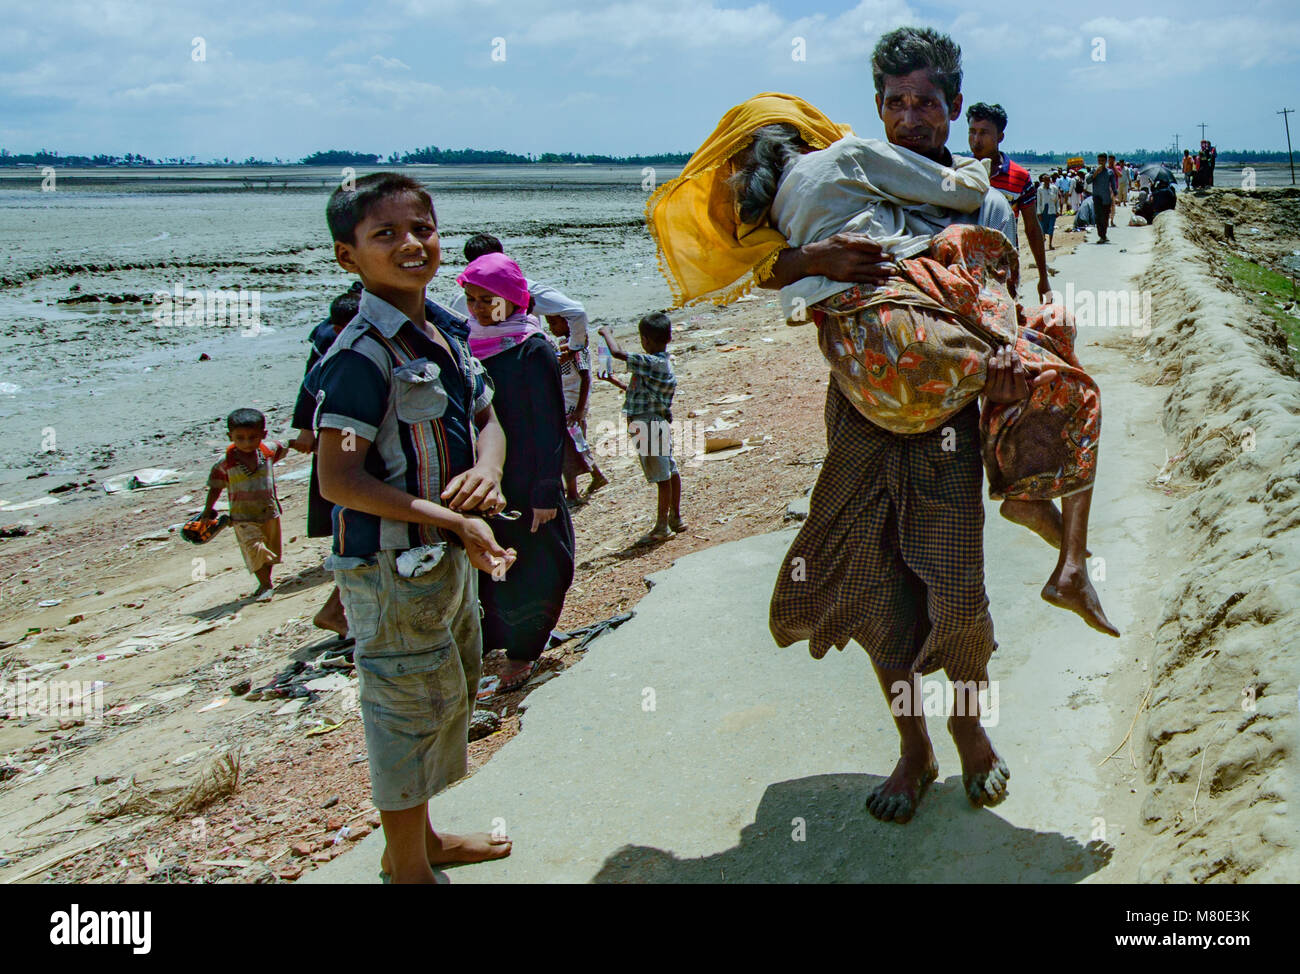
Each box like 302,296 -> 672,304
1173,133 -> 1180,155
1197,122 -> 1208,144
1280,109 -> 1296,186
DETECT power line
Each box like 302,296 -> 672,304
1280,108 -> 1296,186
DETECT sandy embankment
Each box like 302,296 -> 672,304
1134,203 -> 1300,882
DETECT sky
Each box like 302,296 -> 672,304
3,0 -> 1299,160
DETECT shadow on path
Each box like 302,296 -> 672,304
593,773 -> 1113,883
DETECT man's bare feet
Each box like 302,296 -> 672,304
947,717 -> 1010,807
313,586 -> 349,637
667,513 -> 687,533
865,747 -> 938,824
427,830 -> 512,867
1042,564 -> 1120,637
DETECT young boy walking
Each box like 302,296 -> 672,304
201,408 -> 291,602
314,171 -> 516,883
598,312 -> 686,544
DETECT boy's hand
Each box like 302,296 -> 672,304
457,515 -> 516,577
441,465 -> 506,514
530,507 -> 557,533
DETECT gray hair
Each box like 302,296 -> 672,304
728,123 -> 804,225
871,26 -> 963,108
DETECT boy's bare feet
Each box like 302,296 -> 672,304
313,586 -> 349,636
379,831 -> 512,880
1042,564 -> 1120,636
947,717 -> 1010,807
865,745 -> 938,824
999,499 -> 1091,556
250,583 -> 273,602
427,830 -> 512,866
585,469 -> 609,495
667,513 -> 687,533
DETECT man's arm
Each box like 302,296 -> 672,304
530,281 -> 588,349
1019,206 -> 1051,302
758,234 -> 892,290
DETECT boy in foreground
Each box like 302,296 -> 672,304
599,313 -> 686,544
315,172 -> 516,883
201,408 -> 293,602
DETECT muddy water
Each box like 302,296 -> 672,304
0,166 -> 679,515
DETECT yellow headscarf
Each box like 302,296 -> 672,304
646,93 -> 852,308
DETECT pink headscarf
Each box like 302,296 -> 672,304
456,253 -> 543,359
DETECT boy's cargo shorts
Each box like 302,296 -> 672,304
232,518 -> 282,573
331,546 -> 481,811
627,412 -> 678,484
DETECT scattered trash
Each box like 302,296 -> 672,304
101,468 -> 183,494
274,699 -> 305,717
554,611 -> 634,653
198,696 -> 229,712
476,675 -> 500,700
0,497 -> 59,512
304,720 -> 344,737
37,599 -> 63,608
700,445 -> 756,462
705,435 -> 744,453
230,679 -> 252,696
198,353 -> 211,362
68,614 -> 85,624
322,796 -> 340,809
469,709 -> 501,740
303,673 -> 351,693
709,394 -> 753,405
332,826 -> 352,844
48,480 -> 94,495
150,685 -> 194,703
106,702 -> 148,717
0,526 -> 30,538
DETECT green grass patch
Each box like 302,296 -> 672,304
1224,252 -> 1300,363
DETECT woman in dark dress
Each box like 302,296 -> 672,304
457,254 -> 575,691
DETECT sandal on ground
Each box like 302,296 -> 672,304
497,659 -> 542,694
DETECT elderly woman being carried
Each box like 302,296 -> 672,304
647,93 -> 1115,636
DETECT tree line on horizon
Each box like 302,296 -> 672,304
1,146 -> 1294,168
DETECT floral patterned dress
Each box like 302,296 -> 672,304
809,223 -> 1100,501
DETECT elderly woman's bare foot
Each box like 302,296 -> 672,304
865,747 -> 938,824
1042,564 -> 1120,637
1000,499 -> 1090,557
947,717 -> 1010,807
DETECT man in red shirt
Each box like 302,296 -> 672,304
966,102 -> 1051,302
